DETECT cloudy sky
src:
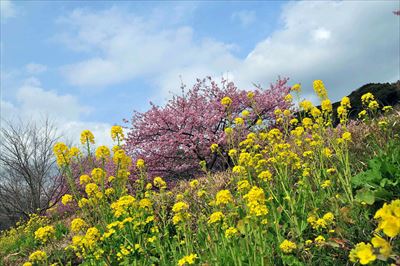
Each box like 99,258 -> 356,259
1,0 -> 399,145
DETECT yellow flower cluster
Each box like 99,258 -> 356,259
113,149 -> 132,170
61,194 -> 73,205
349,199 -> 399,264
72,227 -> 101,256
28,250 -> 47,262
307,212 -> 335,230
280,239 -> 297,253
349,242 -> 376,265
234,117 -> 244,125
225,227 -> 239,239
215,190 -> 233,205
85,183 -> 99,197
34,225 -> 55,244
313,80 -> 328,100
374,199 -> 400,238
71,218 -> 87,233
178,253 -> 198,266
361,92 -> 374,105
210,143 -> 219,153
153,176 -> 167,189
53,142 -> 70,167
291,83 -> 301,92
110,195 -> 136,218
243,186 -> 268,217
136,159 -> 145,169
80,130 -> 95,145
220,96 -> 232,106
80,174 -> 91,185
208,211 -> 224,224
172,201 -> 190,225
111,125 -> 124,141
95,145 -> 110,161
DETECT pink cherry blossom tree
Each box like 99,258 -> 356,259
124,77 -> 292,179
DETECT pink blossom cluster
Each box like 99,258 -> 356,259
124,77 -> 291,179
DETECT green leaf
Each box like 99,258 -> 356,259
355,188 -> 375,205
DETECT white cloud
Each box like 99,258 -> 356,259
15,84 -> 91,122
57,7 -> 239,95
1,78 -> 113,146
61,120 -> 114,147
234,0 -> 400,100
58,1 -> 399,103
231,10 -> 256,27
0,0 -> 16,21
25,63 -> 47,75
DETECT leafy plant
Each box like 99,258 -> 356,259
351,139 -> 400,205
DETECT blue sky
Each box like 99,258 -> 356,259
1,0 -> 399,144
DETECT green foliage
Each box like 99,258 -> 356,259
352,139 -> 400,205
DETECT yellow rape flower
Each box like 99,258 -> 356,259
242,109 -> 250,117
342,132 -> 352,141
34,226 -> 55,244
374,199 -> 400,238
95,146 -> 110,161
210,143 -> 219,153
358,110 -> 367,119
349,242 -> 376,265
321,180 -> 332,188
61,194 -> 73,206
105,188 -> 114,196
111,125 -> 124,141
221,96 -> 232,106
371,235 -> 392,258
139,198 -> 153,209
172,202 -> 189,213
29,250 -> 47,262
225,227 -> 238,238
247,91 -> 255,99
313,80 -> 328,99
189,179 -> 199,188
215,190 -> 233,205
361,92 -> 375,105
321,99 -> 332,112
91,168 -> 105,183
291,83 -> 301,92
69,146 -> 80,157
258,170 -> 272,181
111,195 -> 136,218
80,130 -> 95,145
314,235 -> 325,245
280,240 -> 297,253
341,96 -> 351,108
234,117 -> 244,125
382,106 -> 392,112
53,142 -> 70,167
224,127 -> 233,135
368,100 -> 379,111
237,180 -> 250,192
178,253 -> 198,266
71,218 -> 87,233
85,183 -> 99,197
208,211 -> 224,224
153,176 -> 167,189
79,174 -> 90,185
284,94 -> 293,102
136,159 -> 145,169
197,190 -> 206,197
